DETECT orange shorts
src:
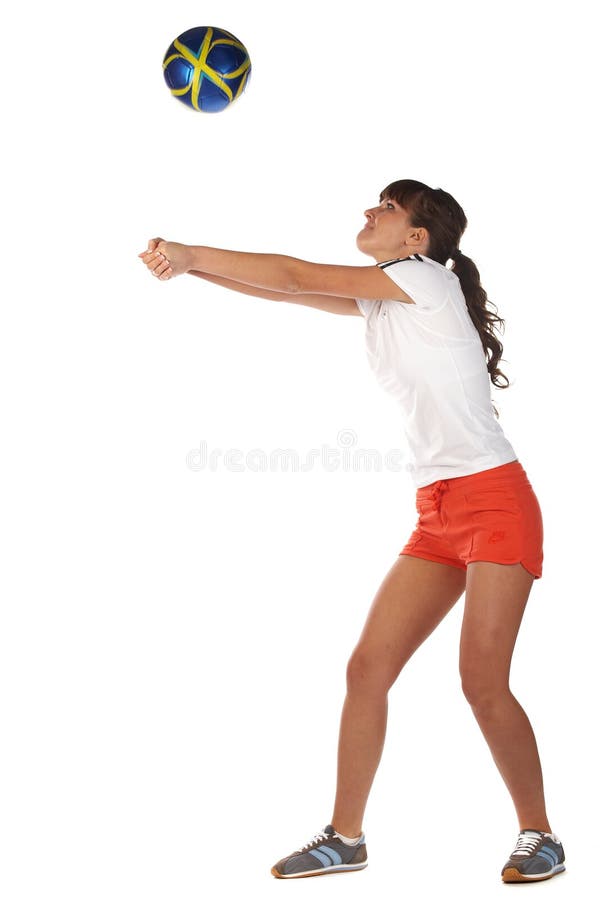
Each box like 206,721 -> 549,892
400,460 -> 544,579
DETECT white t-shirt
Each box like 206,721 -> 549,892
355,253 -> 517,488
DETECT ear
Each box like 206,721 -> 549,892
407,227 -> 428,249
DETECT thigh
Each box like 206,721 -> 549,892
459,561 -> 535,693
351,555 -> 466,686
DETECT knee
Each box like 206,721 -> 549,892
346,646 -> 399,696
460,660 -> 509,711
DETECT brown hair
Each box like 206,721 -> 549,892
380,179 -> 510,414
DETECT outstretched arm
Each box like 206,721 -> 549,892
139,242 -> 360,314
188,270 -> 362,316
138,238 -> 416,304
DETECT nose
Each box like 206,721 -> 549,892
364,207 -> 376,222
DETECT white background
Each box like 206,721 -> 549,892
1,0 -> 598,897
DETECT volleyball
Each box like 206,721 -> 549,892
162,26 -> 251,113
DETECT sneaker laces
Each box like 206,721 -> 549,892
512,831 -> 543,856
299,829 -> 330,852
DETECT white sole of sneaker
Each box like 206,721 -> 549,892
271,862 -> 368,879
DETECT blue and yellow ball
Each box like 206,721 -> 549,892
162,26 -> 251,113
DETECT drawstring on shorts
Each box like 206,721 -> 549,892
430,480 -> 449,512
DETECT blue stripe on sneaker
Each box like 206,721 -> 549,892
538,848 -> 558,865
308,849 -> 334,868
318,846 -> 343,866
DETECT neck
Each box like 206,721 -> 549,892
372,249 -> 423,263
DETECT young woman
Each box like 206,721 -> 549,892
138,179 -> 565,884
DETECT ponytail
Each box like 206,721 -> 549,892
452,251 -> 510,407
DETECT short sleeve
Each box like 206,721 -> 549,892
354,297 -> 381,319
378,257 -> 448,312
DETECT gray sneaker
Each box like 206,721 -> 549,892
271,825 -> 368,878
501,829 -> 566,882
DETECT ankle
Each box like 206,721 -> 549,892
519,824 -> 552,835
331,822 -> 363,841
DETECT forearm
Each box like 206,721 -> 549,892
188,246 -> 300,293
188,269 -> 288,302
187,269 -> 362,315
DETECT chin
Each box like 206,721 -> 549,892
356,232 -> 374,256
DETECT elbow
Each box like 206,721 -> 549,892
285,259 -> 306,294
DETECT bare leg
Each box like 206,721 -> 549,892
459,561 -> 552,832
331,555 -> 466,836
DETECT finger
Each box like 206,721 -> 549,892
147,252 -> 167,273
146,257 -> 162,272
146,258 -> 162,273
147,237 -> 164,253
154,258 -> 171,276
159,267 -> 173,281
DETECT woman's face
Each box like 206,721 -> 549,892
356,198 -> 428,262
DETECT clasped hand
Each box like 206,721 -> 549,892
137,238 -> 191,280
